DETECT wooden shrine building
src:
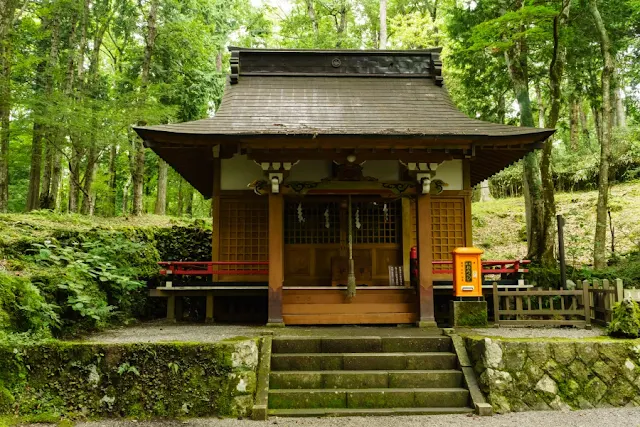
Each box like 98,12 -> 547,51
134,48 -> 553,327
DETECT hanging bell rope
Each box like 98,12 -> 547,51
347,195 -> 356,299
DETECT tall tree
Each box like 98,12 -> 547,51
589,0 -> 614,269
154,158 -> 167,215
538,0 -> 572,266
0,0 -> 20,212
132,0 -> 158,216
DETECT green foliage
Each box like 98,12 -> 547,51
607,299 -> 640,338
0,214 -> 216,340
0,272 -> 59,336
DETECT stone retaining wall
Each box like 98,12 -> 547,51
0,338 -> 259,418
464,336 -> 640,413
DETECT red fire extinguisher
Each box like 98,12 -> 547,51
410,246 -> 418,286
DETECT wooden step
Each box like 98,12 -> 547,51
271,336 -> 452,354
268,388 -> 470,409
271,352 -> 458,371
268,407 -> 475,417
270,370 -> 464,389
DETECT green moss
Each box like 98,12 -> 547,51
0,339 -> 255,419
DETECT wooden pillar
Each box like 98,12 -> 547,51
167,295 -> 176,322
267,191 -> 284,326
206,293 -> 214,323
417,193 -> 437,327
402,198 -> 412,287
211,156 -> 221,281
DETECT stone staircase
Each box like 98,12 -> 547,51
267,335 -> 475,417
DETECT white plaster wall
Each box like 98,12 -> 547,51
433,159 -> 463,190
220,154 -> 263,190
362,160 -> 400,181
288,160 -> 332,181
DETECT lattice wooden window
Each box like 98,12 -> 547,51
431,198 -> 466,272
284,201 -> 340,244
354,200 -> 401,244
219,198 -> 268,268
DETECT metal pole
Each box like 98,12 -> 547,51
557,214 -> 567,288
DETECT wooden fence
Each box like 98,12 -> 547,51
493,279 -> 624,329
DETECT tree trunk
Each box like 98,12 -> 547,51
68,148 -> 81,213
185,184 -> 194,217
132,0 -> 158,216
505,43 -> 544,262
122,175 -> 131,215
580,103 -> 590,142
0,0 -> 17,213
569,96 -> 580,149
614,86 -> 626,128
379,0 -> 387,49
155,158 -> 168,215
305,0 -> 319,39
107,144 -> 117,216
49,148 -> 62,210
537,0 -> 571,266
589,0 -> 614,270
177,178 -> 183,216
80,144 -> 98,215
26,122 -> 44,211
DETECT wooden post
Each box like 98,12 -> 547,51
615,278 -> 624,303
206,293 -> 214,323
492,282 -> 500,326
211,156 -> 221,282
267,191 -> 285,326
175,297 -> 183,321
583,280 -> 592,329
416,193 -> 436,327
603,279 -> 611,323
167,295 -> 176,322
402,198 -> 412,287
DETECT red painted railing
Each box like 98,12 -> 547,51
158,261 -> 269,276
431,259 -> 531,275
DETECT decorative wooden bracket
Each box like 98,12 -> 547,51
403,162 -> 442,195
257,161 -> 298,194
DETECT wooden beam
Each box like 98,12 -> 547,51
417,193 -> 437,327
247,150 -> 459,163
268,191 -> 285,326
211,157 -> 221,281
402,198 -> 412,287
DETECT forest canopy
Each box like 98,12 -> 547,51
0,0 -> 639,267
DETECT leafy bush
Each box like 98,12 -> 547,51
0,272 -> 59,336
607,299 -> 640,338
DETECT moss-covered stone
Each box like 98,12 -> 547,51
464,335 -> 640,413
450,301 -> 488,327
0,339 -> 258,419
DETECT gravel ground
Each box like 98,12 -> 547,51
85,322 -> 266,343
66,408 -> 640,427
85,321 -> 609,344
463,326 -> 606,339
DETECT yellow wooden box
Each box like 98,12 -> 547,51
452,247 -> 484,298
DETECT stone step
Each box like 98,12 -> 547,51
268,388 -> 470,409
268,407 -> 475,417
270,370 -> 464,389
271,352 -> 458,371
272,336 -> 452,354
